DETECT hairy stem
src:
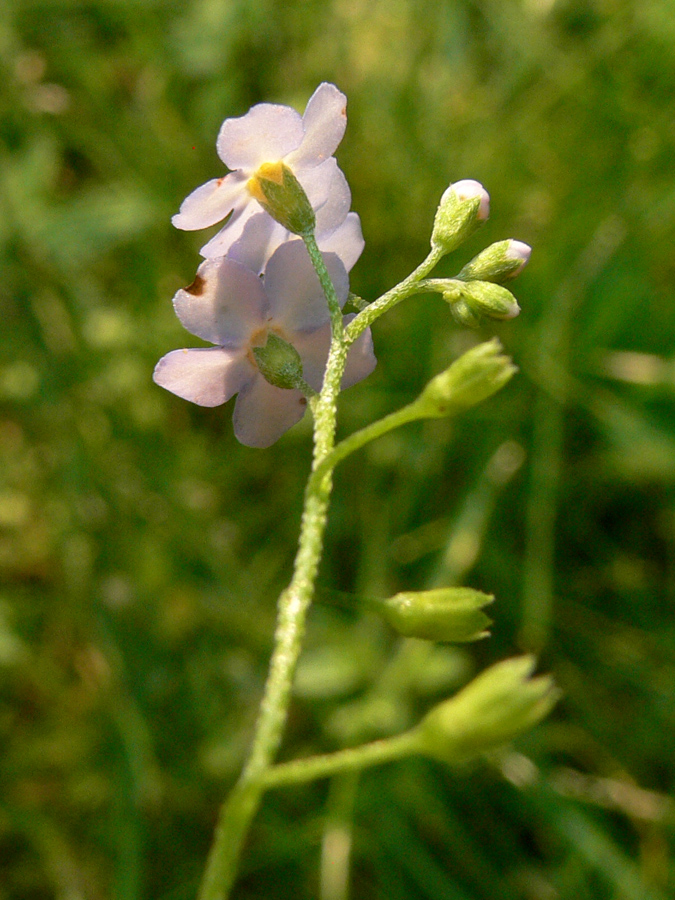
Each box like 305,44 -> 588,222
261,730 -> 421,790
198,241 -> 349,900
344,246 -> 445,343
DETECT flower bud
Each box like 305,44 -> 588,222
449,298 -> 483,329
253,332 -> 305,390
417,656 -> 559,763
431,180 -> 490,255
247,161 -> 316,236
454,281 -> 520,321
457,240 -> 531,284
414,339 -> 517,417
379,587 -> 493,643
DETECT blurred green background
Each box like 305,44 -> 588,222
2,0 -> 675,897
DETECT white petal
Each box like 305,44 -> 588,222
153,348 -> 252,407
291,324 -> 331,392
318,212 -> 364,273
173,257 -> 267,345
232,374 -> 307,447
172,173 -> 247,231
217,103 -> 304,171
342,320 -> 377,388
314,164 -> 351,235
286,83 -> 347,168
199,203 -> 260,258
296,157 -> 339,209
291,318 -> 377,393
264,241 -> 349,333
225,213 -> 288,274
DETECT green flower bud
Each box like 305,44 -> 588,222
457,240 -> 531,284
431,180 -> 490,255
449,297 -> 482,329
417,656 -> 559,763
414,339 -> 517,417
247,161 -> 316,236
455,281 -> 520,321
253,332 -> 306,390
379,587 -> 494,643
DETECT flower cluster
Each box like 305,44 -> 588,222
155,84 -> 376,447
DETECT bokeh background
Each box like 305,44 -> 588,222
2,0 -> 675,897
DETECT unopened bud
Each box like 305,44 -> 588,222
415,339 -> 517,417
253,332 -> 305,390
379,587 -> 493,643
431,180 -> 490,254
417,656 -> 559,763
248,161 -> 316,236
457,240 -> 531,283
453,281 -> 520,321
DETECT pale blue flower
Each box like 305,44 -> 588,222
154,241 -> 376,448
173,83 -> 352,260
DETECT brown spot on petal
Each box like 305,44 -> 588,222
217,177 -> 225,185
341,107 -> 346,116
185,274 -> 206,296
299,397 -> 307,407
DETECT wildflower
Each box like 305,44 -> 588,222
153,241 -> 376,447
174,83 -> 351,258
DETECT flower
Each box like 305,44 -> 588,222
209,182 -> 365,275
173,83 -> 352,259
153,241 -> 376,448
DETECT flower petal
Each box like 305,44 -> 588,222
342,319 -> 377,388
153,347 -> 252,407
314,164 -> 351,236
232,374 -> 307,447
295,157 -> 340,209
287,83 -> 347,169
217,103 -> 304,171
199,202 -> 260,258
172,173 -> 247,230
173,257 -> 267,346
291,317 -> 377,393
225,213 -> 288,274
318,212 -> 364,273
264,241 -> 349,333
291,324 -> 331,392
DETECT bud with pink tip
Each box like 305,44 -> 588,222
431,179 -> 491,254
457,239 -> 531,284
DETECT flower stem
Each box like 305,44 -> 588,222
198,237 -> 349,900
261,730 -> 421,790
303,231 -> 344,342
344,246 -> 445,343
310,398 -> 425,486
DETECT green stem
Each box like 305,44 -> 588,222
198,238 -> 349,900
310,398 -> 425,486
261,730 -> 421,790
344,246 -> 445,344
303,231 -> 344,342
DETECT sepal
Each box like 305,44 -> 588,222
457,239 -> 531,284
253,332 -> 306,391
414,339 -> 517,417
247,161 -> 316,235
378,587 -> 494,642
417,656 -> 559,763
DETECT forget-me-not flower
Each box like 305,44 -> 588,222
154,241 -> 376,448
173,83 -> 351,259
